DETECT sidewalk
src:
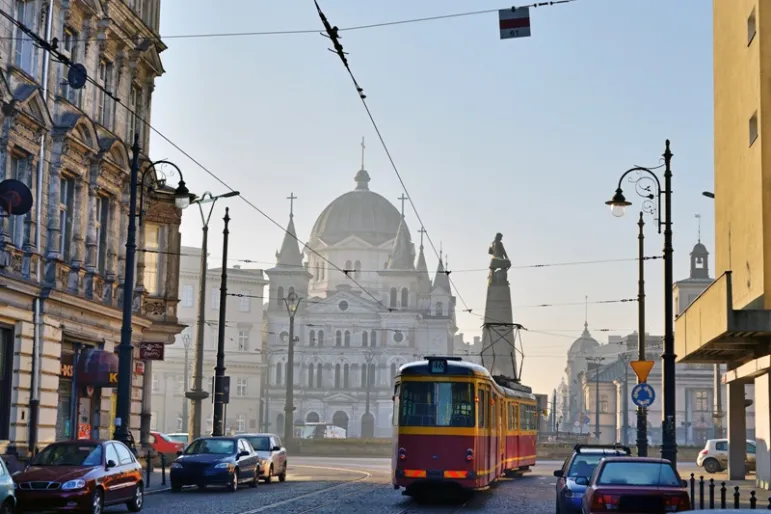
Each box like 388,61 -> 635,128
143,471 -> 171,495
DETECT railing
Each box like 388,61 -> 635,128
689,473 -> 770,509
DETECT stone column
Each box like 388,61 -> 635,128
45,163 -> 62,258
69,178 -> 87,269
727,380 -> 748,480
753,373 -> 770,490
103,195 -> 121,304
84,188 -> 97,270
115,189 -> 129,308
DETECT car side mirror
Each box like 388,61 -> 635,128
238,451 -> 250,458
681,479 -> 688,488
574,476 -> 589,486
176,450 -> 183,456
271,446 -> 281,452
105,460 -> 117,470
553,470 -> 563,477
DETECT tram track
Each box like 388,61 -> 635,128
394,499 -> 470,514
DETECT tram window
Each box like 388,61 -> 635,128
399,382 -> 475,427
477,389 -> 486,428
393,384 -> 400,426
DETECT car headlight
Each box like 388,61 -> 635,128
61,479 -> 86,490
562,490 -> 576,498
170,463 -> 183,469
214,462 -> 233,469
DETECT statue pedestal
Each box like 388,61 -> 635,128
480,272 -> 518,380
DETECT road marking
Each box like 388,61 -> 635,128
239,465 -> 372,514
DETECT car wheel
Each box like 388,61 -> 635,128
249,467 -> 258,488
278,468 -> 286,482
264,465 -> 273,483
704,458 -> 720,474
91,488 -> 104,514
556,498 -> 561,514
228,470 -> 239,492
127,482 -> 144,512
0,499 -> 13,514
171,481 -> 182,492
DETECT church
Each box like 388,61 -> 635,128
263,162 -> 458,438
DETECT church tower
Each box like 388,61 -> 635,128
672,217 -> 713,316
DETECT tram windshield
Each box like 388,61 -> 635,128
399,382 -> 475,427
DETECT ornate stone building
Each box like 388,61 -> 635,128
0,0 -> 181,455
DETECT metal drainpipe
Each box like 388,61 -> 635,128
29,0 -> 55,456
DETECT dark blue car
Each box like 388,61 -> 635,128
169,436 -> 260,492
553,444 -> 631,514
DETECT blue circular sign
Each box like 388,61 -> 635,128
631,383 -> 656,408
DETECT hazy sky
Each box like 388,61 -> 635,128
149,0 -> 714,396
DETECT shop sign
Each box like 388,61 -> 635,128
77,349 -> 120,388
139,342 -> 164,361
60,353 -> 74,378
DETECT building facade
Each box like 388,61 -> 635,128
675,0 -> 771,488
150,247 -> 267,435
264,165 -> 458,439
0,0 -> 180,455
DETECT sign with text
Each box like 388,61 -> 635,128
76,349 -> 120,388
139,342 -> 165,361
499,7 -> 531,40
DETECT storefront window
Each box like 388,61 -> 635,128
56,351 -> 74,440
0,327 -> 13,440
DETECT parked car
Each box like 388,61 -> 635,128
149,431 -> 184,460
579,457 -> 689,513
697,438 -> 756,474
169,436 -> 260,492
13,439 -> 144,514
166,433 -> 189,446
0,456 -> 16,514
242,433 -> 288,483
554,444 -> 632,514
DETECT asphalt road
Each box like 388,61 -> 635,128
120,457 -> 562,514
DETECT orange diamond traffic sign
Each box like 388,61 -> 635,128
630,360 -> 654,382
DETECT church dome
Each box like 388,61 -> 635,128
310,169 -> 404,246
568,323 -> 600,355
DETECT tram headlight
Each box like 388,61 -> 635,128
466,449 -> 473,461
398,447 -> 407,461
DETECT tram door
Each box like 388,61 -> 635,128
478,385 -> 490,481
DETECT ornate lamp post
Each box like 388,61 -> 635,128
114,137 -> 192,450
283,291 -> 302,444
605,139 -> 677,466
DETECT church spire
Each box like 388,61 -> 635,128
416,227 -> 430,293
582,295 -> 591,335
433,242 -> 451,291
385,217 -> 415,270
354,137 -> 371,191
275,194 -> 304,267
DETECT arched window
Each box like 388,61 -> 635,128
335,330 -> 342,347
345,260 -> 352,271
390,362 -> 397,383
389,288 -> 397,307
276,287 -> 284,306
306,412 -> 320,423
318,330 -> 325,346
308,364 -> 315,388
316,363 -> 322,388
362,331 -> 368,347
335,364 -> 341,388
343,364 -> 350,388
354,260 -> 361,279
401,288 -> 408,308
368,363 -> 376,387
275,362 -> 283,385
344,331 -> 351,347
435,302 -> 443,316
371,330 -> 377,347
309,330 -> 316,347
360,364 -> 367,389
288,286 -> 295,297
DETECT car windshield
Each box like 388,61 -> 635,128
597,462 -> 681,487
184,438 -> 235,455
32,444 -> 103,467
246,437 -> 271,451
567,454 -> 606,478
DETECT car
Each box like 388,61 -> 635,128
241,433 -> 288,483
554,444 -> 632,514
0,456 -> 15,514
696,438 -> 756,474
13,439 -> 144,514
149,431 -> 184,461
579,457 -> 690,514
169,436 -> 260,492
166,433 -> 189,446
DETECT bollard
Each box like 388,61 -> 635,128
145,454 -> 151,488
751,490 -> 757,509
767,496 -> 771,509
709,478 -> 715,509
699,476 -> 704,510
721,482 -> 727,509
735,486 -> 741,509
161,454 -> 166,486
690,473 -> 695,505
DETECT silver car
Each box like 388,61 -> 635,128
242,433 -> 287,483
0,456 -> 15,514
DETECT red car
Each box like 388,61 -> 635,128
13,439 -> 144,514
578,457 -> 690,513
149,431 -> 184,459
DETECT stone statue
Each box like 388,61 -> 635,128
488,232 -> 511,284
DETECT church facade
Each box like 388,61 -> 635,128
263,166 -> 457,438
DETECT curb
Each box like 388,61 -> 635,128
146,487 -> 171,496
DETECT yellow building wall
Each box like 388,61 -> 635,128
713,0 -> 765,309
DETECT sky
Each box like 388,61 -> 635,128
149,0 -> 715,396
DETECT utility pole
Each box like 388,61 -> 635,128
637,213 -> 649,457
187,190 -> 239,440
283,292 -> 302,444
551,389 -> 557,432
363,349 -> 377,438
587,357 -> 604,441
181,332 -> 192,431
714,363 -> 724,438
621,353 -> 631,446
212,208 -> 231,436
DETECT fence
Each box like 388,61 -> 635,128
688,473 -> 771,509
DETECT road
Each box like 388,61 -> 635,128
120,457 -> 729,513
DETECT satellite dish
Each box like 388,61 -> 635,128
67,63 -> 87,90
0,179 -> 33,216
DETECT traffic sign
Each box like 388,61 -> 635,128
498,7 -> 531,40
631,383 -> 656,408
630,360 -> 655,382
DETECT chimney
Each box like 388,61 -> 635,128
473,336 -> 481,346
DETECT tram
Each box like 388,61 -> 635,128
392,356 -> 537,496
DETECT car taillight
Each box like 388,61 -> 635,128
699,449 -> 708,455
465,449 -> 473,462
664,493 -> 690,512
590,492 -> 620,511
398,448 -> 407,461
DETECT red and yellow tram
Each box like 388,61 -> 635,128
392,356 -> 537,495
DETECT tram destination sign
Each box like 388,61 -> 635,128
429,359 -> 446,374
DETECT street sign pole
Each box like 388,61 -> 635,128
630,360 -> 655,456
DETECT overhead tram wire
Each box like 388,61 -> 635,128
0,7 -> 397,315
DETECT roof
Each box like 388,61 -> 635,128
569,323 -> 600,355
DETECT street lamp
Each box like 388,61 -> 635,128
185,190 -> 240,441
181,332 -> 192,432
605,139 -> 677,466
363,348 -> 378,438
283,291 -> 302,444
114,136 -> 192,450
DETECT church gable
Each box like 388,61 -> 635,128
324,393 -> 357,403
324,233 -> 384,249
306,290 -> 382,315
11,83 -> 52,130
